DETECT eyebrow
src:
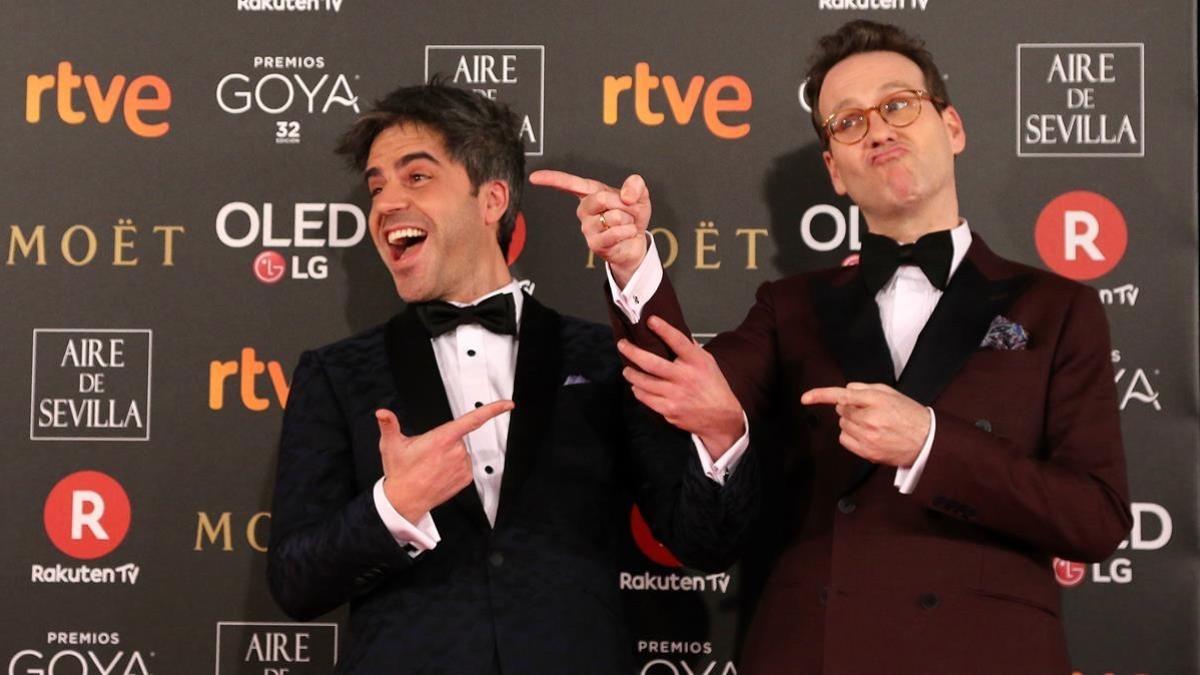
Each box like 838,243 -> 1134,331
828,81 -> 919,113
363,151 -> 442,181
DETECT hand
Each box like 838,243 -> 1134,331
617,315 -> 745,459
528,169 -> 651,286
801,383 -> 929,467
377,400 -> 515,522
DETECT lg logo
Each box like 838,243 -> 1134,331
43,471 -> 131,560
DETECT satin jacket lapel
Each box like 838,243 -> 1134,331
812,269 -> 896,387
812,269 -> 896,494
897,246 -> 1029,406
384,308 -> 490,531
495,293 -> 561,527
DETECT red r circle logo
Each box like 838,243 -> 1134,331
506,212 -> 527,266
43,470 -> 131,560
630,505 -> 683,568
1035,191 -> 1127,280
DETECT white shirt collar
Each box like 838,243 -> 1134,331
446,278 -> 525,325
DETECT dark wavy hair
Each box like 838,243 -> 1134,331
336,75 -> 525,256
803,20 -> 951,146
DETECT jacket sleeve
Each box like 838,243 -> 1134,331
912,285 -> 1133,562
266,350 -> 414,620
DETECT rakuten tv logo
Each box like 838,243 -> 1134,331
26,61 -> 171,138
1035,190 -> 1127,280
603,63 -> 752,139
44,471 -> 131,560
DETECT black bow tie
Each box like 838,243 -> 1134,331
860,230 -> 954,295
414,293 -> 518,337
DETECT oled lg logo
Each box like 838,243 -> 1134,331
1034,191 -> 1127,280
1054,502 -> 1171,587
25,61 -> 170,138
34,470 -> 140,584
603,63 -> 752,140
426,46 -> 545,156
215,202 -> 366,283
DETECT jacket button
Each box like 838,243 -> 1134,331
818,587 -> 829,606
974,419 -> 992,433
837,497 -> 856,514
489,551 -> 505,568
919,592 -> 940,609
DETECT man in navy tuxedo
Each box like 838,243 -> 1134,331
533,20 -> 1132,675
267,81 -> 754,674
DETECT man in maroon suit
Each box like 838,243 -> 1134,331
532,19 -> 1132,675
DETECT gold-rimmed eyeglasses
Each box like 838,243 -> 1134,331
822,89 -> 945,145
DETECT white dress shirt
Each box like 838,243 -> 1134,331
372,280 -> 523,555
609,223 -> 973,494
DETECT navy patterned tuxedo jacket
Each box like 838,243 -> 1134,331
268,293 -> 755,674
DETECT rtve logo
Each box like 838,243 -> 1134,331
209,348 -> 290,411
43,470 -> 131,560
603,63 -> 752,139
26,61 -> 171,138
1035,190 -> 1128,280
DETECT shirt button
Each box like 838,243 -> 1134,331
974,419 -> 993,433
467,349 -> 477,357
919,592 -> 940,610
837,497 -> 857,514
633,295 -> 640,303
474,401 -> 483,408
484,465 -> 494,475
489,551 -> 504,568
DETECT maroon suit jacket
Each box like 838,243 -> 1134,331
610,236 -> 1131,675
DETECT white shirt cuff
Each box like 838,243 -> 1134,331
692,412 -> 750,486
894,407 -> 936,494
606,234 -> 662,324
372,478 -> 441,556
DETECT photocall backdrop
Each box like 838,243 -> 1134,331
2,1 -> 1196,673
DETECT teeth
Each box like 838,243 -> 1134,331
387,227 -> 426,244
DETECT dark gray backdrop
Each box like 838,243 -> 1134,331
2,1 -> 1196,673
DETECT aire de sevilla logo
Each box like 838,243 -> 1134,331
44,470 -> 131,560
1035,190 -> 1128,280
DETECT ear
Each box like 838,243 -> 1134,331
480,179 -> 510,228
940,105 -> 966,155
822,149 -> 848,196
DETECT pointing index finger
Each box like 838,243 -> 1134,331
529,170 -> 612,198
440,400 -> 515,440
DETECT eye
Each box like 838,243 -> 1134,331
408,172 -> 431,185
368,185 -> 383,197
833,113 -> 864,132
882,96 -> 913,113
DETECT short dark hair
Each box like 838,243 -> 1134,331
336,76 -> 525,256
803,20 -> 950,146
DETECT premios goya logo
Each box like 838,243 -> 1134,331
216,56 -> 360,144
25,61 -> 171,138
30,330 -> 152,442
8,632 -> 156,675
35,470 -> 141,585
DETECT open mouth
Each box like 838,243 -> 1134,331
385,226 -> 428,262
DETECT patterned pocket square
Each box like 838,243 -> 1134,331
562,374 -> 591,386
980,315 -> 1029,350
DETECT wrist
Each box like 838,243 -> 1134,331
700,412 -> 746,459
383,479 -> 429,523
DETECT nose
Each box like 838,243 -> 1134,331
863,108 -> 897,147
372,182 -> 412,223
